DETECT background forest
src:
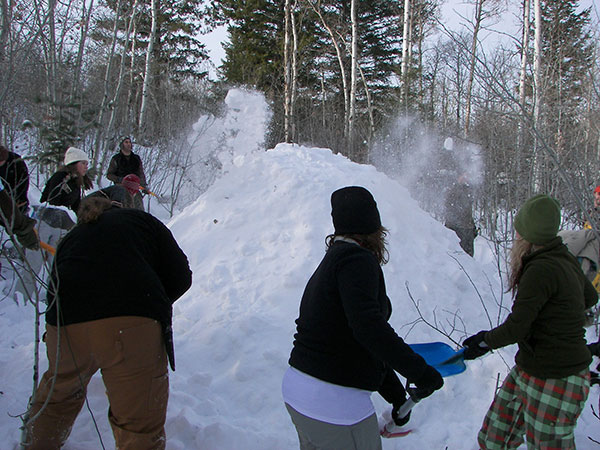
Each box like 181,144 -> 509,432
0,0 -> 599,242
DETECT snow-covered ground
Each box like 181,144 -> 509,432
1,90 -> 599,449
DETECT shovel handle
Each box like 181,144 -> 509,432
394,386 -> 432,420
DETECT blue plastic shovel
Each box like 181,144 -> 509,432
409,341 -> 467,377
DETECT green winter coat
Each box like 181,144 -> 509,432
485,237 -> 598,379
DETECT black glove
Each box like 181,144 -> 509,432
391,402 -> 411,426
463,330 -> 490,360
588,341 -> 600,357
411,365 -> 444,399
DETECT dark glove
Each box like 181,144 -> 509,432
588,341 -> 600,357
463,330 -> 490,360
391,402 -> 411,426
15,217 -> 39,250
411,365 -> 444,399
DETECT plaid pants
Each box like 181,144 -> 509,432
478,366 -> 590,450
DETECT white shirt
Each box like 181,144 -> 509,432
282,366 -> 375,425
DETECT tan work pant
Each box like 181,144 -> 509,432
24,316 -> 169,450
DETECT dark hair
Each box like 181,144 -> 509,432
0,145 -> 8,162
325,226 -> 390,265
77,197 -> 113,224
64,163 -> 93,190
77,186 -> 133,223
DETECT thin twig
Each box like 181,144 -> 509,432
447,252 -> 493,329
405,281 -> 461,346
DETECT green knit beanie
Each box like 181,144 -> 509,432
514,194 -> 561,245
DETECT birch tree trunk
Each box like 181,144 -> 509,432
138,0 -> 158,135
70,0 -> 95,101
126,16 -> 139,128
358,64 -> 374,153
290,0 -> 298,143
400,0 -> 411,105
532,0 -> 541,192
464,0 -> 483,137
348,0 -> 358,152
517,0 -> 530,183
283,0 -> 291,142
91,0 -> 123,168
46,0 -> 58,108
309,0 -> 349,140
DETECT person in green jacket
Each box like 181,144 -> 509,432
462,194 -> 598,450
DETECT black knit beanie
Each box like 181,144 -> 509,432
331,186 -> 381,235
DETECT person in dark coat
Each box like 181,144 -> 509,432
282,186 -> 443,450
0,145 -> 30,213
40,147 -> 93,213
444,173 -> 476,256
106,137 -> 148,189
0,186 -> 38,249
24,187 -> 192,449
463,194 -> 598,450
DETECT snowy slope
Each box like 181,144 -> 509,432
1,90 -> 599,449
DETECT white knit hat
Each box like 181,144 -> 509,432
64,147 -> 89,166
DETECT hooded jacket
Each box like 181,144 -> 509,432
485,237 -> 598,378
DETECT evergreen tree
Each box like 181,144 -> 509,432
216,0 -> 437,156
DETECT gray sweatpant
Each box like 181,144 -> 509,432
285,403 -> 382,450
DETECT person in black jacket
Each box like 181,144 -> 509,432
444,172 -> 476,256
0,144 -> 30,213
106,137 -> 148,190
24,186 -> 192,450
40,147 -> 93,213
282,186 -> 443,450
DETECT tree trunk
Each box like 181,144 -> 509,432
464,0 -> 483,138
283,0 -> 291,142
309,0 -> 349,140
517,0 -> 530,187
70,0 -> 95,101
290,0 -> 299,142
47,0 -> 57,108
125,15 -> 139,129
0,0 -> 10,64
91,0 -> 123,168
348,0 -> 357,154
138,0 -> 158,135
400,0 -> 411,105
532,0 -> 541,192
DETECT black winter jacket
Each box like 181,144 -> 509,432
45,207 -> 192,369
289,241 -> 429,404
106,151 -> 147,186
0,152 -> 29,209
40,170 -> 82,212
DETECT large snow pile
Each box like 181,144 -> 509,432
1,90 -> 599,449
